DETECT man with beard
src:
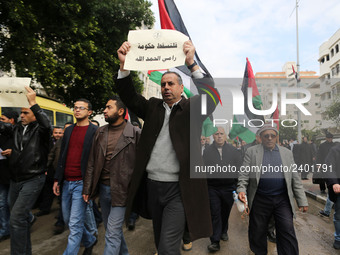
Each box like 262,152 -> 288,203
53,99 -> 98,255
83,96 -> 140,254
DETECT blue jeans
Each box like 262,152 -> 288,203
0,183 -> 10,237
324,196 -> 334,215
99,184 -> 129,255
9,174 -> 45,255
334,195 -> 340,241
85,200 -> 98,236
62,180 -> 96,255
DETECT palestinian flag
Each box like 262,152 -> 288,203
158,0 -> 211,78
147,0 -> 217,137
271,105 -> 279,131
229,58 -> 264,143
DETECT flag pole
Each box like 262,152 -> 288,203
296,0 -> 302,143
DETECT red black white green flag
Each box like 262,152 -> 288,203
147,0 -> 217,137
229,58 -> 264,143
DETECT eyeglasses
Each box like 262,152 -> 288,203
74,106 -> 88,111
263,134 -> 277,139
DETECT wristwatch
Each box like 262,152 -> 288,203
187,61 -> 197,70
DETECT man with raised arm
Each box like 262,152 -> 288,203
0,87 -> 52,255
116,40 -> 219,254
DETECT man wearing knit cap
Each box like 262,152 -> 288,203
237,123 -> 308,255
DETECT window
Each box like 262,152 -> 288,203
336,44 -> 339,53
41,109 -> 53,125
327,54 -> 330,61
331,49 -> 334,57
56,112 -> 74,127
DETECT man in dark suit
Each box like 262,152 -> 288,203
116,40 -> 219,254
53,99 -> 98,255
203,127 -> 242,252
325,143 -> 340,250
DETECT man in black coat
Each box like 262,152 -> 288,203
325,143 -> 340,250
315,133 -> 335,193
203,127 -> 242,252
0,87 -> 52,254
116,40 -> 218,254
0,110 -> 18,242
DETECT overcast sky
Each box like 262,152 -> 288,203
149,0 -> 340,77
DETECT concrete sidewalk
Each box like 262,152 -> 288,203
302,173 -> 328,205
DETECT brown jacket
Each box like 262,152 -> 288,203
116,75 -> 217,241
82,121 -> 140,206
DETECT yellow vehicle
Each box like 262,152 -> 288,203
1,95 -> 75,127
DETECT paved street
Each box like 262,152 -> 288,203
0,185 -> 338,255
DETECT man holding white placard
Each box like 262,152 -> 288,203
0,86 -> 52,255
116,38 -> 219,254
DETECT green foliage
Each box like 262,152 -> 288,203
0,0 -> 154,112
279,121 -> 297,141
324,96 -> 340,125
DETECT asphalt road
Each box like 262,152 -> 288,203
0,197 -> 337,255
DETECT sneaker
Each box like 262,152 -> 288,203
182,242 -> 192,251
207,242 -> 220,252
267,231 -> 276,243
319,210 -> 330,218
333,240 -> 340,250
221,232 -> 229,241
83,238 -> 97,255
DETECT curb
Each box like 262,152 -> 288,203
305,190 -> 327,204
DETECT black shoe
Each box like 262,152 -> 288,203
319,210 -> 330,218
267,231 -> 276,243
83,238 -> 97,255
221,232 -> 229,241
207,242 -> 220,252
334,240 -> 340,250
54,225 -> 65,235
34,211 -> 49,217
128,220 -> 135,231
0,235 -> 10,242
320,190 -> 326,194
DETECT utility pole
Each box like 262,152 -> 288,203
296,0 -> 302,143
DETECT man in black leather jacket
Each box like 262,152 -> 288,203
0,86 -> 52,255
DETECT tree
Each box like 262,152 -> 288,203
324,95 -> 340,126
279,120 -> 297,142
0,0 -> 154,112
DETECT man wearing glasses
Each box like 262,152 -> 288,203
53,99 -> 98,255
237,123 -> 308,255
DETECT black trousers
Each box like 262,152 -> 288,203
38,177 -> 55,213
147,179 -> 185,255
249,192 -> 299,255
208,187 -> 234,243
